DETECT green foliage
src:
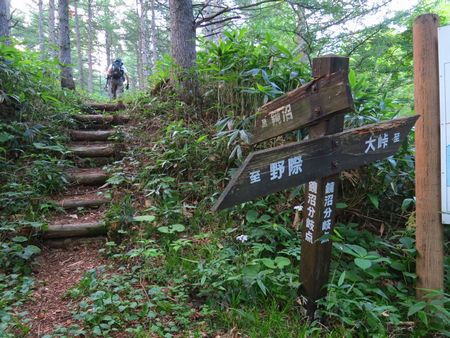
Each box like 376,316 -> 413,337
140,119 -> 228,229
321,223 -> 450,335
127,90 -> 449,336
341,69 -> 416,227
0,44 -> 80,335
0,273 -> 34,337
197,29 -> 309,116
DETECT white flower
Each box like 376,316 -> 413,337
236,234 -> 248,243
294,204 -> 303,211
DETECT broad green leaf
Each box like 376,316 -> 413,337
261,258 -> 276,269
274,256 -> 291,268
157,226 -> 170,234
401,198 -> 415,211
348,69 -> 356,88
354,258 -> 372,270
338,271 -> 346,287
367,193 -> 379,208
407,301 -> 427,317
418,311 -> 428,327
23,245 -> 41,259
256,278 -> 267,295
170,224 -> 185,232
246,210 -> 258,223
336,202 -> 348,209
0,132 -> 14,143
132,215 -> 156,222
12,236 -> 28,243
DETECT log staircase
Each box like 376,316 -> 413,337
43,105 -> 129,241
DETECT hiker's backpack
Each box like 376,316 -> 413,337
111,60 -> 124,80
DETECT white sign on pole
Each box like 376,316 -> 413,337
438,25 -> 450,224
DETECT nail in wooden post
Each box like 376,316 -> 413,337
299,55 -> 349,319
413,14 -> 444,298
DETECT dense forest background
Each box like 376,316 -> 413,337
0,0 -> 449,336
7,0 -> 441,98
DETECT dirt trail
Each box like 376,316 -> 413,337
22,103 -> 128,336
25,240 -> 105,336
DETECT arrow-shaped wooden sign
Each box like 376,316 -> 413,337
213,115 -> 419,211
249,71 -> 353,144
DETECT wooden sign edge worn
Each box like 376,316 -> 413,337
248,71 -> 354,145
211,152 -> 256,212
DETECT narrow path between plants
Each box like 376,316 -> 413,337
23,103 -> 129,336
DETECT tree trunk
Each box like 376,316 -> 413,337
74,0 -> 85,90
169,0 -> 198,103
87,0 -> 94,93
136,3 -> 144,89
136,39 -> 143,89
38,0 -> 45,56
138,0 -> 149,88
150,0 -> 157,68
105,28 -> 112,69
0,0 -> 10,41
58,0 -> 76,90
48,0 -> 57,58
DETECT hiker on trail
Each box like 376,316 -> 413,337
105,58 -> 130,100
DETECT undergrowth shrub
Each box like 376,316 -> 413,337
0,43 -> 80,336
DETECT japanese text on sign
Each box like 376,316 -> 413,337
261,104 -> 293,129
364,131 -> 401,154
304,181 -> 335,244
320,181 -> 335,244
305,181 -> 318,244
249,155 -> 303,184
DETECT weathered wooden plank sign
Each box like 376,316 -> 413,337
212,116 -> 418,211
212,55 -> 419,321
249,71 -> 354,144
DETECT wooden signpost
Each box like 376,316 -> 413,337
212,55 -> 419,319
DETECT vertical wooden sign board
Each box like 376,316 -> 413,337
299,56 -> 348,318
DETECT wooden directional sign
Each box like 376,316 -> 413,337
212,115 -> 418,211
249,71 -> 353,144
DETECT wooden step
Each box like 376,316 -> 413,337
86,103 -> 126,112
74,157 -> 115,168
54,194 -> 110,209
73,114 -> 130,125
70,129 -> 116,141
43,221 -> 107,239
67,168 -> 108,185
74,114 -> 114,124
44,236 -> 106,249
68,143 -> 117,158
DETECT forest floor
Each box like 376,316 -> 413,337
24,240 -> 106,336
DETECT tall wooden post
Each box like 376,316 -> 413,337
413,14 -> 444,297
299,56 -> 349,318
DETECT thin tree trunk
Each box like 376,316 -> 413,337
74,0 -> 84,90
136,38 -> 143,89
87,0 -> 94,93
38,0 -> 45,56
0,0 -> 10,41
150,0 -> 157,68
136,2 -> 144,89
48,0 -> 57,58
138,0 -> 149,88
169,0 -> 198,103
105,29 -> 112,68
58,0 -> 75,89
